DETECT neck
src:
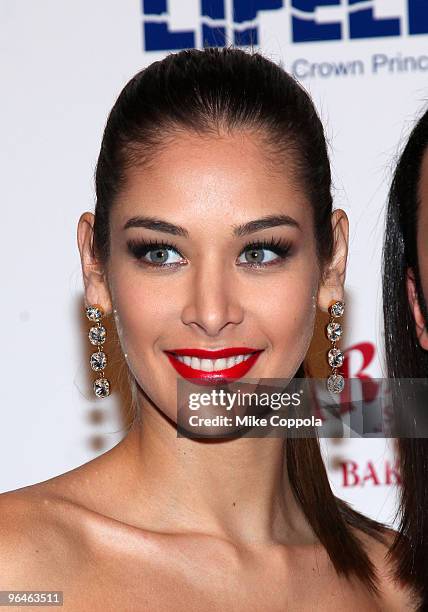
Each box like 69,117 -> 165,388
105,398 -> 316,548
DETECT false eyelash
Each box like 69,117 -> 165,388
126,235 -> 292,267
127,237 -> 181,262
238,236 -> 293,269
242,236 -> 292,257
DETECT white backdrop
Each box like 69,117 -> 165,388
2,0 -> 427,527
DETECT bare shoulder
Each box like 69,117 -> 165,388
0,482 -> 88,588
355,526 -> 420,611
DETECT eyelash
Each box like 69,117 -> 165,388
126,236 -> 292,269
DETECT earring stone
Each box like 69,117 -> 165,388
86,305 -> 103,322
328,347 -> 344,368
330,301 -> 345,318
88,325 -> 106,345
326,321 -> 342,342
90,351 -> 107,371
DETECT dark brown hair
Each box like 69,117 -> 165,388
382,105 -> 428,610
93,46 -> 390,593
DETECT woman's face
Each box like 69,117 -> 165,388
408,149 -> 428,349
79,131 -> 347,421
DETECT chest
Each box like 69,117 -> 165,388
57,549 -> 382,612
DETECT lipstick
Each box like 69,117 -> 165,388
164,347 -> 263,384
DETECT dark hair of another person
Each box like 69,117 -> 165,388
382,106 -> 428,610
92,46 -> 391,594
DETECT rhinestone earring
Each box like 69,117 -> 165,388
86,304 -> 110,398
326,300 -> 345,393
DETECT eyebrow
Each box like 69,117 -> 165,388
123,213 -> 301,237
232,214 -> 301,237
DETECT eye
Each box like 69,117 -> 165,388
126,236 -> 292,269
237,237 -> 292,267
144,246 -> 182,265
238,247 -> 278,265
127,239 -> 185,267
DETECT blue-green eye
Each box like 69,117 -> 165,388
143,245 -> 182,265
237,237 -> 292,267
127,239 -> 185,267
238,247 -> 280,265
127,236 -> 292,269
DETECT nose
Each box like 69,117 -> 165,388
180,260 -> 244,337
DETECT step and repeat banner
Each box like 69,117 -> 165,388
2,0 -> 428,526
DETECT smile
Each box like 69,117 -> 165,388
175,353 -> 255,371
164,347 -> 264,383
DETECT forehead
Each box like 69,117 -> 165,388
415,150 -> 428,266
111,131 -> 310,229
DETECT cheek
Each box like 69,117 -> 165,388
108,268 -> 182,421
108,272 -> 165,365
417,219 -> 428,316
269,278 -> 317,353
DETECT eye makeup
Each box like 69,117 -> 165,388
126,235 -> 293,270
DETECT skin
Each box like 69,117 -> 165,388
407,148 -> 428,347
0,131 -> 414,610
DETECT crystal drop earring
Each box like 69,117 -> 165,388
326,300 -> 345,393
86,304 -> 110,398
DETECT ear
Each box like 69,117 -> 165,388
77,212 -> 112,314
317,209 -> 349,312
406,267 -> 428,350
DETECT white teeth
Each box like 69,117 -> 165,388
214,358 -> 227,370
226,356 -> 236,369
201,359 -> 214,372
175,353 -> 254,372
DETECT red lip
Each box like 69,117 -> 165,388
164,349 -> 263,385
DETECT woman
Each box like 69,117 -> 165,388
0,47 -> 413,610
382,106 -> 428,611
